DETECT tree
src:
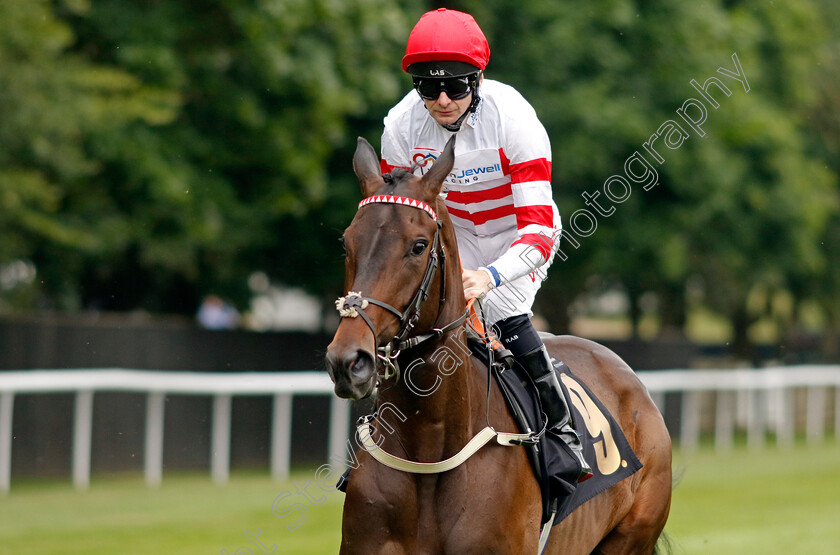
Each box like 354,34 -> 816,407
797,0 -> 840,359
0,0 -> 179,311
18,0 -> 411,313
441,0 -> 836,356
2,0 -> 837,353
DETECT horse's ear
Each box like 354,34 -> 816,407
353,137 -> 385,198
420,135 -> 455,196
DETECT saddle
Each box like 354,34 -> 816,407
466,328 -> 643,526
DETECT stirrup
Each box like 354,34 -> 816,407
556,425 -> 593,482
573,450 -> 594,483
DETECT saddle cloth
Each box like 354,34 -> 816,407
468,337 -> 643,525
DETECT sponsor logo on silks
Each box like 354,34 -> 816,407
446,163 -> 503,184
413,152 -> 438,168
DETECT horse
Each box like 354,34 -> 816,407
325,136 -> 672,554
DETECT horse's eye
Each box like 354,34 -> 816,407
410,240 -> 428,256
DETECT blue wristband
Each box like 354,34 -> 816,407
482,265 -> 502,287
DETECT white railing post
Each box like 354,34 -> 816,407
680,391 -> 701,452
746,389 -> 764,451
73,390 -> 94,491
211,394 -> 232,485
835,386 -> 840,441
806,387 -> 826,445
0,392 -> 14,494
714,390 -> 734,453
774,388 -> 794,448
144,392 -> 166,487
271,393 -> 293,481
328,396 -> 351,470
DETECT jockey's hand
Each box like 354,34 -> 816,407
462,269 -> 494,301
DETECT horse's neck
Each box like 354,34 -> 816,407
376,329 -> 483,461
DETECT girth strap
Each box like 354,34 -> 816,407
356,418 -> 533,475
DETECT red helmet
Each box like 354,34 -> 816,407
402,8 -> 490,74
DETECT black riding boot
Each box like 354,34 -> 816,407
495,314 -> 593,482
519,345 -> 593,482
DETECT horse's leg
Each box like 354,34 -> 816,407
591,426 -> 672,554
543,334 -> 673,555
590,480 -> 671,553
339,461 -> 423,555
439,441 -> 543,554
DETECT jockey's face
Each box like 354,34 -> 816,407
423,90 -> 473,127
421,74 -> 483,127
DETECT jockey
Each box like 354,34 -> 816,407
380,8 -> 592,482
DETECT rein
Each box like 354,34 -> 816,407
334,195 -> 466,382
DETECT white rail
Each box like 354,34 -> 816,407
641,365 -> 840,452
0,365 -> 838,493
0,369 -> 346,493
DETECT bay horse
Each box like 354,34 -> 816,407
325,136 -> 672,554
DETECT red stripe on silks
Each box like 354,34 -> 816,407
446,183 -> 512,204
498,148 -> 511,175
380,159 -> 409,174
447,203 -> 516,226
509,158 -> 552,184
515,204 -> 554,229
513,233 -> 554,261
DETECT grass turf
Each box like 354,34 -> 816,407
0,441 -> 838,554
667,440 -> 840,554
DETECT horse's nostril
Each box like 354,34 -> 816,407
350,350 -> 375,380
325,348 -> 374,381
325,346 -> 377,400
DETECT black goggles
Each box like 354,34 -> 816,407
412,75 -> 476,101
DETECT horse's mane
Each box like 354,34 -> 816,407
383,168 -> 413,187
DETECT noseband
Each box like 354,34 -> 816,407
335,194 -> 466,382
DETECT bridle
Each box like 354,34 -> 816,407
333,193 -> 538,488
334,194 -> 466,383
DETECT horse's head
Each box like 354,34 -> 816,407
325,136 -> 457,400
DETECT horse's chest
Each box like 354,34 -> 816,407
364,470 -> 532,552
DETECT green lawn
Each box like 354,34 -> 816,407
667,441 -> 840,554
0,470 -> 345,555
0,441 -> 838,554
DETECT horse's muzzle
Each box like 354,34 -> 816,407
325,346 -> 377,400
